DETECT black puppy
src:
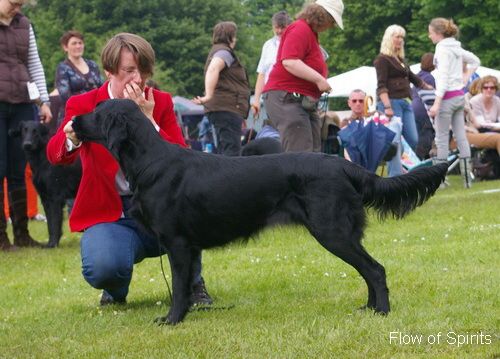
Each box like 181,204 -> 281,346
241,137 -> 282,156
72,99 -> 447,325
15,121 -> 81,248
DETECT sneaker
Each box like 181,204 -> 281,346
30,213 -> 47,222
189,279 -> 213,306
99,290 -> 126,306
439,178 -> 450,189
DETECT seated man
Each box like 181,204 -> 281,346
340,89 -> 366,128
339,89 -> 401,173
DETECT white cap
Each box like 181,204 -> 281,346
316,0 -> 344,30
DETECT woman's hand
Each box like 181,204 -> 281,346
63,120 -> 81,146
251,100 -> 260,117
123,82 -> 155,120
384,107 -> 394,118
422,82 -> 434,90
316,78 -> 332,93
39,103 -> 53,124
428,103 -> 439,118
192,95 -> 211,105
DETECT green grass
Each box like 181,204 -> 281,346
1,176 -> 499,358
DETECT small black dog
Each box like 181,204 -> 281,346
14,121 -> 81,248
72,99 -> 447,325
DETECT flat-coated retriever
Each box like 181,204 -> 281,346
72,99 -> 447,325
14,121 -> 81,248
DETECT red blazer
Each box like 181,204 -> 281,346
46,81 -> 187,232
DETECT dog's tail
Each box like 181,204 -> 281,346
344,162 -> 448,220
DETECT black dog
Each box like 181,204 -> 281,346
14,121 -> 81,248
241,137 -> 282,156
72,99 -> 447,325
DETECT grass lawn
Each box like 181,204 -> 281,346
0,175 -> 499,358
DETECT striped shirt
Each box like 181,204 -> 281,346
27,25 -> 49,103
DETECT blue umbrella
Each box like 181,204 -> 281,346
339,120 -> 396,172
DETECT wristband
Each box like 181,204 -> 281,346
384,104 -> 392,109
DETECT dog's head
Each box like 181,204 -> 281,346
72,99 -> 144,158
9,121 -> 49,153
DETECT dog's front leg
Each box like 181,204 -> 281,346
155,237 -> 191,325
41,198 -> 64,248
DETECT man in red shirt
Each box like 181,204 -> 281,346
47,33 -> 212,306
263,0 -> 344,152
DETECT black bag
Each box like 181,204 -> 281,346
473,149 -> 500,181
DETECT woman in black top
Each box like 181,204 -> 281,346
55,30 -> 103,124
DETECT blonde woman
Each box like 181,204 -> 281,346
374,25 -> 431,176
466,76 -> 500,155
428,18 -> 480,188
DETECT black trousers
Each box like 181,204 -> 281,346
207,111 -> 243,156
0,102 -> 35,190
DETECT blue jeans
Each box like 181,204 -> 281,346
378,99 -> 418,149
0,102 -> 34,190
80,198 -> 202,301
377,99 -> 418,176
385,118 -> 403,177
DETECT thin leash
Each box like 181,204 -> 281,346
157,240 -> 173,310
157,239 -> 234,312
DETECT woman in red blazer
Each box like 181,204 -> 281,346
47,33 -> 212,306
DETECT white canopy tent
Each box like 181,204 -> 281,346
327,66 -> 378,100
409,64 -> 500,79
327,64 -> 500,101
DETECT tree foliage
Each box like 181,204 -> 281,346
24,0 -> 499,97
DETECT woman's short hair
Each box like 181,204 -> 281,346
272,11 -> 292,28
480,75 -> 499,90
379,24 -> 406,59
60,30 -> 84,47
468,78 -> 483,96
420,52 -> 435,72
429,18 -> 459,38
296,4 -> 333,32
212,21 -> 237,46
101,33 -> 155,77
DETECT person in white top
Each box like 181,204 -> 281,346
427,17 -> 480,188
251,11 -> 292,117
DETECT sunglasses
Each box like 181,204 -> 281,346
482,86 -> 496,90
350,99 -> 365,103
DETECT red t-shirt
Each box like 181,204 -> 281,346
263,19 -> 328,99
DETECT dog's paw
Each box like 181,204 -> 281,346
374,308 -> 390,316
154,310 -> 186,326
357,305 -> 389,316
154,315 -> 176,326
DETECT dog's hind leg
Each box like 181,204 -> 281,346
155,237 -> 192,325
309,227 -> 390,315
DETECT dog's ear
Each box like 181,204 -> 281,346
8,121 -> 24,137
102,112 -> 128,158
72,112 -> 97,142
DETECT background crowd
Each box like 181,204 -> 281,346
1,0 -> 499,310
